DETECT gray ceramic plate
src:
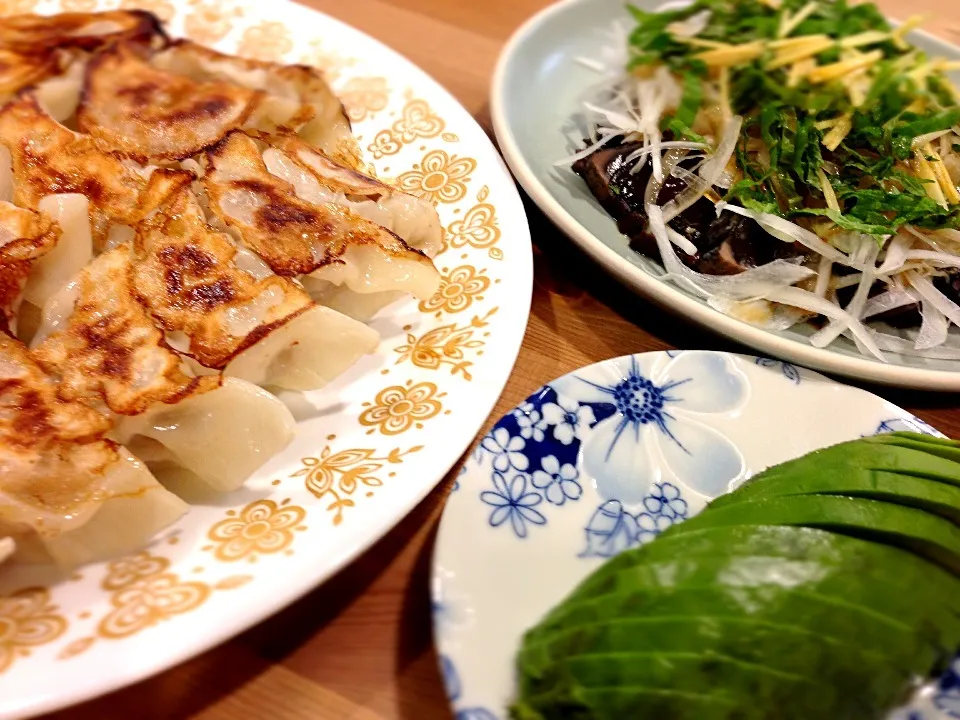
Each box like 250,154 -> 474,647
491,0 -> 960,390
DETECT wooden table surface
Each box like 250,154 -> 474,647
49,1 -> 960,718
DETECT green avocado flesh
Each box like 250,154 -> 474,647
667,494 -> 960,576
710,469 -> 960,522
511,432 -> 960,720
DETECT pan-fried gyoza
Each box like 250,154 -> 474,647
204,130 -> 441,319
0,9 -> 444,571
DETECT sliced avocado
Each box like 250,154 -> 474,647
525,562 -> 958,661
709,468 -> 960,523
666,494 -> 960,576
522,583 -> 941,664
567,525 -> 960,607
518,612 -> 937,713
569,555 -> 960,641
744,440 -> 960,487
524,651 -> 816,713
864,431 -> 960,463
565,525 -> 851,603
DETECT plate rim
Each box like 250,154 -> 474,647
0,1 -> 533,716
490,0 -> 960,391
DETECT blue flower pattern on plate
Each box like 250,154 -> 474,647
440,654 -> 499,720
934,659 -> 960,718
474,384 -> 618,538
532,455 -> 581,505
581,482 -> 689,558
480,472 -> 545,538
552,351 -> 747,502
754,356 -> 801,384
480,427 -> 529,473
874,415 -> 942,437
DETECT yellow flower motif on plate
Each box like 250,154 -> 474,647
445,202 -> 502,259
184,0 -> 242,45
0,588 -> 67,674
206,499 -> 306,563
396,150 -> 476,205
97,574 -> 210,639
292,446 -> 422,525
340,76 -> 389,123
359,380 -> 444,435
391,98 -> 445,143
368,129 -> 402,159
239,21 -> 293,62
394,307 -> 497,380
420,264 -> 490,315
101,551 -> 170,591
119,0 -> 174,22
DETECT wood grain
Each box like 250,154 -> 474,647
46,1 -> 960,719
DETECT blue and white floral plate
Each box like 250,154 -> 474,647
431,350 -> 958,720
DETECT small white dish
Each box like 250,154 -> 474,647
491,0 -> 960,390
432,350 -> 956,719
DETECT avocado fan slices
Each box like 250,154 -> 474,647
511,432 -> 960,720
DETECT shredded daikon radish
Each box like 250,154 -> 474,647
862,286 -> 919,319
763,286 -> 886,359
877,232 -> 912,274
916,300 -> 949,349
814,255 -> 832,297
908,272 -> 960,328
649,205 -> 814,299
810,240 -> 879,347
717,202 -> 862,268
658,116 -> 742,222
874,332 -> 960,359
554,131 -> 622,166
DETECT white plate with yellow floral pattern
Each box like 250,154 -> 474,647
0,1 -> 532,717
432,350 -> 958,720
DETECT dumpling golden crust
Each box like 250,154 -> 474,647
204,131 -> 437,281
0,49 -> 61,103
132,170 -> 316,369
0,332 -> 119,531
32,244 -> 220,416
153,39 -> 361,169
0,95 -> 145,240
265,132 -> 390,197
78,42 -> 258,162
0,332 -> 188,564
0,10 -> 166,54
0,203 -> 57,332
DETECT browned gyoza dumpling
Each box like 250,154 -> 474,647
0,202 -> 57,334
0,49 -> 61,105
31,242 -> 298,492
0,10 -> 167,115
78,41 -> 258,161
0,332 -> 187,568
203,131 -> 441,318
153,39 -> 361,169
0,10 -> 165,54
0,95 -> 146,243
262,132 -> 444,256
130,168 -> 380,388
